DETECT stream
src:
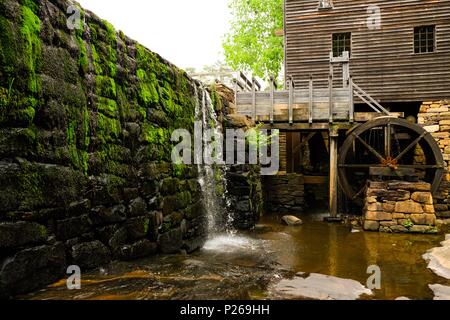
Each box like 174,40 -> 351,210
21,214 -> 450,300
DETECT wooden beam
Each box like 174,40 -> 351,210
261,123 -> 353,131
304,175 -> 328,184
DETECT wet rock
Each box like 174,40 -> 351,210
395,296 -> 411,300
90,205 -> 126,225
108,227 -> 128,251
0,243 -> 66,297
272,273 -> 372,300
125,216 -> 150,240
158,227 -> 184,253
67,199 -> 91,217
423,235 -> 450,279
0,222 -> 47,250
70,241 -> 111,269
429,284 -> 450,300
281,215 -> 303,226
117,240 -> 157,261
410,225 -> 437,234
363,220 -> 380,231
55,215 -> 91,241
128,197 -> 147,217
182,236 -> 207,253
225,114 -> 254,128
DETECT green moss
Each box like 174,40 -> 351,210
74,7 -> 88,74
97,97 -> 118,118
0,16 -> 20,83
103,20 -> 117,77
17,160 -> 44,210
96,75 -> 117,99
209,84 -> 223,111
141,123 -> 167,144
90,45 -> 103,75
136,69 -> 159,106
20,4 -> 41,94
97,113 -> 121,144
144,218 -> 150,235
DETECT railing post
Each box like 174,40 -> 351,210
309,74 -> 313,124
348,75 -> 354,123
270,76 -> 275,124
329,73 -> 333,123
288,76 -> 294,125
252,77 -> 257,120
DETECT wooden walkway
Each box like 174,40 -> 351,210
234,52 -> 393,126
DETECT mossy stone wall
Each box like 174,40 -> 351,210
0,0 -> 216,298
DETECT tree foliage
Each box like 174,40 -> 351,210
223,0 -> 284,81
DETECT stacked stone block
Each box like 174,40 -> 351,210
363,181 -> 437,233
418,99 -> 450,220
263,174 -> 305,213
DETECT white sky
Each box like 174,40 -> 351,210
77,0 -> 231,70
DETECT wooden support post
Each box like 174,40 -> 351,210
252,78 -> 257,120
288,76 -> 294,125
329,73 -> 334,123
329,126 -> 339,218
348,75 -> 354,123
309,75 -> 313,124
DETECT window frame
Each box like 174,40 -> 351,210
332,32 -> 352,58
414,25 -> 436,54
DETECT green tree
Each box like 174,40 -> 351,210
223,0 -> 284,81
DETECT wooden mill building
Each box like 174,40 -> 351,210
235,0 -> 450,217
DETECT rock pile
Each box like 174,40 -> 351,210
363,181 -> 437,233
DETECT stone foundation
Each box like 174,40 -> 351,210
418,99 -> 450,221
263,173 -> 305,213
363,181 -> 437,233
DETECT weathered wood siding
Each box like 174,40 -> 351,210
285,0 -> 450,102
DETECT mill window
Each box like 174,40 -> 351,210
332,32 -> 351,57
414,26 -> 435,53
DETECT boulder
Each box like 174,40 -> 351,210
363,220 -> 380,231
429,284 -> 450,300
117,240 -> 157,261
158,227 -> 184,253
0,243 -> 66,297
281,215 -> 303,226
0,222 -> 47,250
128,197 -> 147,217
70,241 -> 111,269
55,215 -> 91,241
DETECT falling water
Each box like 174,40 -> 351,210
194,83 -> 233,236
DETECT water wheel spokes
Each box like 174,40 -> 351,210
338,117 -> 445,201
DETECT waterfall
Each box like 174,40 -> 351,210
194,83 -> 233,236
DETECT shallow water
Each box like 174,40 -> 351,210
22,214 -> 450,300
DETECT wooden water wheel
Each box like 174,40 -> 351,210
338,117 -> 445,201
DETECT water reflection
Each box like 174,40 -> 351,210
21,214 -> 450,300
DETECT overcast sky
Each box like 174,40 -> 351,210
77,0 -> 231,70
